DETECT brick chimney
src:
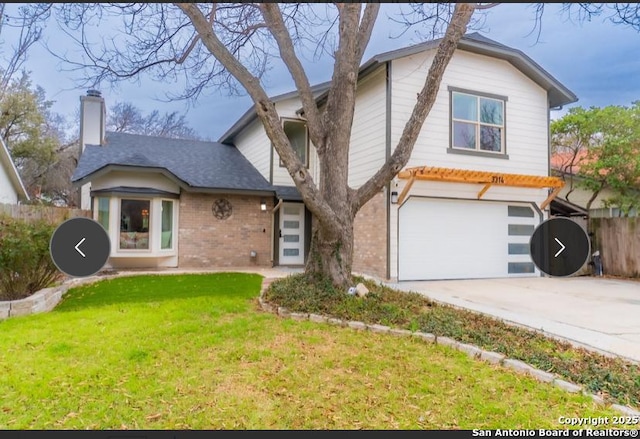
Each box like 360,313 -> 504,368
79,89 -> 106,153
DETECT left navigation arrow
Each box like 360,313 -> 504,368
75,237 -> 87,258
50,217 -> 111,277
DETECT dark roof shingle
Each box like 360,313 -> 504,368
72,131 -> 272,193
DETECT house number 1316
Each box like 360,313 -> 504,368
492,175 -> 505,184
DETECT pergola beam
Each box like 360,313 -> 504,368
397,166 -> 565,208
397,175 -> 415,205
540,186 -> 563,210
477,183 -> 492,199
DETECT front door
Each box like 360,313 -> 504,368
279,202 -> 305,265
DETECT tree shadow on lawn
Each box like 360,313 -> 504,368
54,272 -> 264,312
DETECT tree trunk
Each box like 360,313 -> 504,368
305,127 -> 355,288
305,214 -> 354,288
585,186 -> 603,234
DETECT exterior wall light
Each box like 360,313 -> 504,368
260,200 -> 267,211
391,191 -> 399,204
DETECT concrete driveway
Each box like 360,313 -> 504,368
388,277 -> 640,363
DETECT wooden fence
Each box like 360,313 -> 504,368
590,217 -> 640,278
0,203 -> 91,224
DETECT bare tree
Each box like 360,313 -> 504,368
46,3 -> 484,287
108,101 -> 201,140
0,3 -> 52,98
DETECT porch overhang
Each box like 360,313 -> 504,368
396,166 -> 565,210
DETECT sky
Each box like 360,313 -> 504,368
4,3 -> 640,142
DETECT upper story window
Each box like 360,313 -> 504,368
451,89 -> 506,155
279,119 -> 308,167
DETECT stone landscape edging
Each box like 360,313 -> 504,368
258,277 -> 640,417
0,275 -> 108,320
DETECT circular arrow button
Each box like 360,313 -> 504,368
529,217 -> 590,277
50,217 -> 111,277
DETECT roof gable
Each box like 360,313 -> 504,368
355,32 -> 577,109
218,81 -> 331,144
0,137 -> 29,202
219,32 -> 577,143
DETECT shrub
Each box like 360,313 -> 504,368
0,216 -> 61,300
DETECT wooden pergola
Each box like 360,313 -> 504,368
396,166 -> 565,209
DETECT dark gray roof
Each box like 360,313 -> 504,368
273,185 -> 302,201
550,197 -> 588,217
91,186 -> 180,198
73,131 -> 273,193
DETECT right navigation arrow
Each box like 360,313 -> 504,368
554,237 -> 566,258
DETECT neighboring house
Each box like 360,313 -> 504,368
73,32 -> 577,281
0,137 -> 29,205
551,149 -> 639,218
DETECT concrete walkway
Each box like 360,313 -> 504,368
387,276 -> 640,363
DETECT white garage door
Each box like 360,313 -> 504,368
398,198 -> 539,281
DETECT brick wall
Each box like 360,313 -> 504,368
353,191 -> 388,279
178,193 -> 273,268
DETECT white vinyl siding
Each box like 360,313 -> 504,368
91,171 -> 180,194
388,49 -> 552,280
348,67 -> 387,188
390,49 -> 549,176
557,184 -> 618,211
234,119 -> 271,181
0,161 -> 18,204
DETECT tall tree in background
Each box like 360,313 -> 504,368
0,3 -> 51,97
551,103 -> 640,218
108,101 -> 201,140
0,3 -> 73,205
48,2 -> 640,287
0,71 -> 71,204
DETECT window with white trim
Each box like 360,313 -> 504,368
97,197 -> 109,230
120,199 -> 150,250
451,91 -> 505,153
279,119 -> 308,167
161,200 -> 173,250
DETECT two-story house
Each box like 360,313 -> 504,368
72,33 -> 577,281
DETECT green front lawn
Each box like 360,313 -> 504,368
0,273 -> 624,429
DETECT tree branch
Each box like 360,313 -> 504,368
354,3 -> 380,64
175,2 -> 340,235
258,3 -> 326,153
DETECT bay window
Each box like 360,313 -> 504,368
120,199 -> 151,249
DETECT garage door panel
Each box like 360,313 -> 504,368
398,198 -> 537,281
